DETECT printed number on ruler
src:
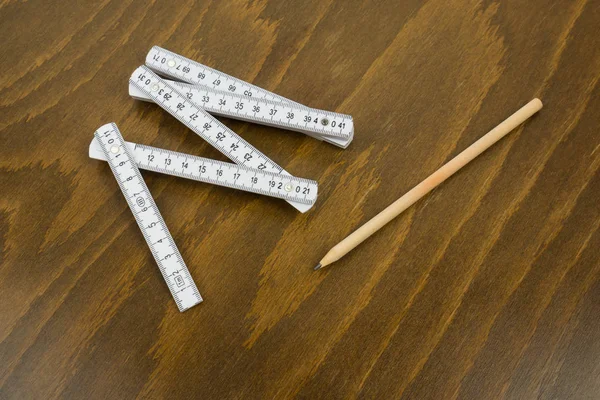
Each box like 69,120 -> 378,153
130,65 -> 313,213
141,46 -> 353,147
94,123 -> 202,312
89,138 -> 318,205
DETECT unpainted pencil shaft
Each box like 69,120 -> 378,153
316,98 -> 543,270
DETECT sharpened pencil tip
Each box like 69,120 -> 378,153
313,263 -> 322,271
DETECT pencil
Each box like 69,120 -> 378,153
314,98 -> 543,271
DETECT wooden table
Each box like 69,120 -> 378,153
2,1 -> 599,398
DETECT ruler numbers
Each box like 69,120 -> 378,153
95,124 -> 202,312
144,46 -> 353,144
130,143 -> 318,204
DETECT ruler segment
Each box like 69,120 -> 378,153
130,82 -> 350,148
143,46 -> 353,147
130,65 -> 312,213
146,46 -> 298,105
89,138 -> 318,204
131,80 -> 352,140
94,123 -> 202,312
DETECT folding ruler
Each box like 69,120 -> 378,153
130,46 -> 354,148
91,46 -> 351,310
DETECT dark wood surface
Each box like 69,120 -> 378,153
1,1 -> 599,399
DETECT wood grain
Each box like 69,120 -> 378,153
1,0 -> 599,399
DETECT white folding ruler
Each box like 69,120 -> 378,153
129,46 -> 354,148
89,139 -> 318,204
129,65 -> 318,213
94,123 -> 202,312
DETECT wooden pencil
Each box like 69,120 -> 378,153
315,98 -> 543,271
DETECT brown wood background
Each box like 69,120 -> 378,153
1,0 -> 599,399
